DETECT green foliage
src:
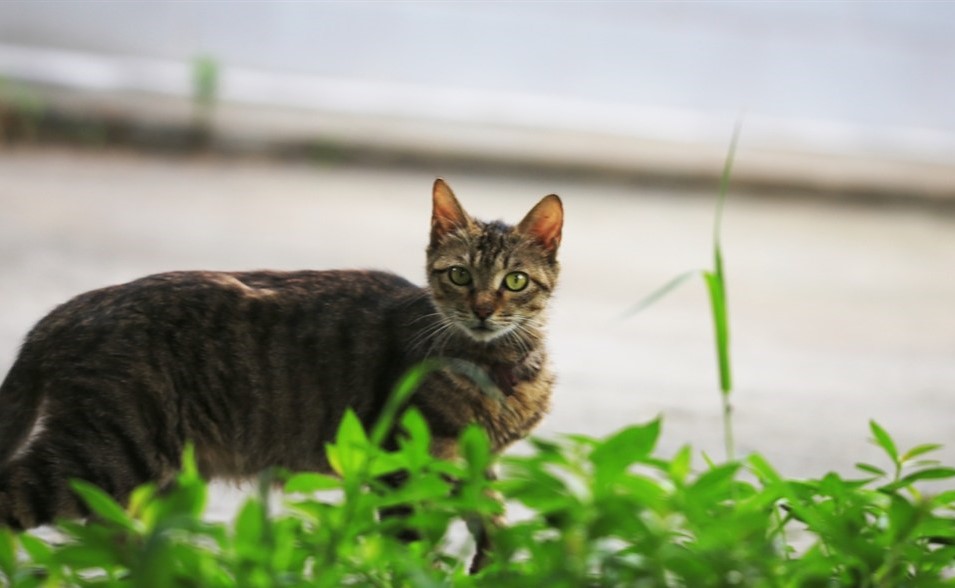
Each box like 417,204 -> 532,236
1,414 -> 953,587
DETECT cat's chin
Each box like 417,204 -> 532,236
460,323 -> 513,344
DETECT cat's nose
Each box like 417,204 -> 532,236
472,302 -> 494,320
473,306 -> 494,321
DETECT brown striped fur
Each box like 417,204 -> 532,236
0,179 -> 562,531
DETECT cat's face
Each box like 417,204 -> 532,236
426,179 -> 562,344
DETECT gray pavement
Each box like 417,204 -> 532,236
2,148 -> 954,520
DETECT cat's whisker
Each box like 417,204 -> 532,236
408,315 -> 447,348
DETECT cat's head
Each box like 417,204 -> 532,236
426,178 -> 562,344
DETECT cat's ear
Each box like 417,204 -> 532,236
518,194 -> 563,255
431,178 -> 473,243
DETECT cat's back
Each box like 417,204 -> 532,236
26,269 -> 418,339
13,269 -> 428,383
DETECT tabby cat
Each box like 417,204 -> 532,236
0,179 -> 563,534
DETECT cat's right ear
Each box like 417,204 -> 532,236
431,178 -> 472,244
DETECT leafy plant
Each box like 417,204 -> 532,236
2,411 -> 953,587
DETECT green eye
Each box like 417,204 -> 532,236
503,271 -> 529,292
448,266 -> 472,286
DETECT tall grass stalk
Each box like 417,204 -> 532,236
623,123 -> 741,460
708,122 -> 740,460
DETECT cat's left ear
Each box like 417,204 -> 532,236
431,178 -> 473,243
518,194 -> 563,256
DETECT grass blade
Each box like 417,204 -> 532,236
705,248 -> 732,394
619,269 -> 702,319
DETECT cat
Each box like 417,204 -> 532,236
0,178 -> 563,537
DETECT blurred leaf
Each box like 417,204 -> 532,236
328,409 -> 370,477
140,447 -> 208,528
881,467 -> 955,493
284,472 -> 341,494
748,453 -> 782,485
901,443 -> 943,463
703,265 -> 732,396
0,528 -> 15,580
689,462 -> 741,501
931,490 -> 955,506
869,420 -> 899,464
370,360 -> 442,446
619,270 -> 702,319
70,479 -> 137,531
377,474 -> 453,509
234,499 -> 265,560
886,494 -> 919,541
591,418 -> 661,483
397,408 -> 433,471
18,533 -> 52,565
670,444 -> 693,485
854,463 -> 887,477
460,424 -> 492,477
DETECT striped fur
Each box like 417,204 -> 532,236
0,179 -> 562,530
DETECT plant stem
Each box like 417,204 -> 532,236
713,121 -> 741,461
722,393 -> 735,462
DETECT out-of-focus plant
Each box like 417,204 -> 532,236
0,77 -> 46,143
2,411 -> 954,587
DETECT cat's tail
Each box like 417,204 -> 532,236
0,357 -> 45,467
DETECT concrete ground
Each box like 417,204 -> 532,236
2,147 -> 954,520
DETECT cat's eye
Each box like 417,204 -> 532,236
448,266 -> 472,286
503,271 -> 529,292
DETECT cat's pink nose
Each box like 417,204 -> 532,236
473,304 -> 494,320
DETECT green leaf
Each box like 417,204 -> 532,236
460,424 -> 492,476
328,409 -> 371,477
337,409 -> 369,448
590,419 -> 661,480
70,479 -> 136,531
748,453 -> 782,485
55,543 -> 122,569
854,462 -> 887,477
705,121 -> 739,399
370,360 -> 459,446
234,499 -> 265,560
619,269 -> 703,319
669,444 -> 693,485
901,443 -> 943,463
0,528 -> 15,580
886,494 -> 919,542
689,462 -> 741,500
140,450 -> 208,526
931,490 -> 955,506
397,408 -> 434,471
18,533 -> 52,565
881,467 -> 955,492
704,265 -> 732,395
377,473 -> 453,509
284,472 -> 342,494
869,420 -> 899,463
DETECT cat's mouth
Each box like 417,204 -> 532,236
466,320 -> 511,343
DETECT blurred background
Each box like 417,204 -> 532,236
2,1 -> 954,518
